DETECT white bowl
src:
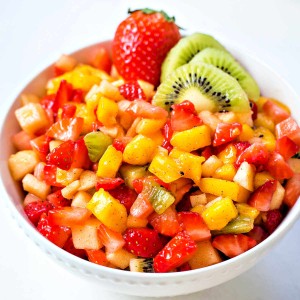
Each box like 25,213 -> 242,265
0,40 -> 300,298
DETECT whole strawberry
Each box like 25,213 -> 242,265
112,9 -> 181,87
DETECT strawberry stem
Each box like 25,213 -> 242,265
128,8 -> 176,22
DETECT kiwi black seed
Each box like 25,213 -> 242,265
190,48 -> 260,101
153,62 -> 250,113
161,33 -> 227,82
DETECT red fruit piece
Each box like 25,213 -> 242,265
201,146 -> 213,160
263,209 -> 283,234
161,119 -> 173,152
177,262 -> 191,272
86,249 -> 108,266
249,100 -> 258,120
283,174 -> 300,208
275,136 -> 299,160
46,140 -> 75,170
109,184 -> 137,214
98,223 -> 125,253
247,225 -> 268,244
133,176 -> 170,194
112,9 -> 181,87
266,152 -> 294,180
95,177 -> 124,191
275,116 -> 300,147
170,100 -> 202,132
52,80 -> 73,114
123,228 -> 168,258
47,189 -> 70,208
24,201 -> 53,225
90,47 -> 112,74
213,122 -> 242,147
112,137 -> 130,153
12,130 -> 33,151
30,134 -> 52,162
248,180 -> 277,211
130,193 -> 153,219
177,211 -> 211,242
61,104 -> 76,119
233,141 -> 251,157
119,81 -> 147,101
72,138 -> 91,169
153,231 -> 197,273
71,89 -> 84,103
43,164 -> 63,187
212,234 -> 257,258
263,100 -> 290,124
63,237 -> 87,259
37,213 -> 71,248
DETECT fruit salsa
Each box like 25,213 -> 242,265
8,9 -> 300,273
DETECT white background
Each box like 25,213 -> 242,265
1,0 -> 300,299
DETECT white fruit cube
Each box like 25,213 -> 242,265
71,191 -> 92,208
201,155 -> 223,177
22,174 -> 51,200
61,180 -> 81,199
270,181 -> 285,210
15,103 -> 50,134
9,150 -> 40,181
233,161 -> 255,191
106,248 -> 136,269
56,168 -> 83,186
79,170 -> 97,191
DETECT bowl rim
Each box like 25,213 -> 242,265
1,39 -> 300,280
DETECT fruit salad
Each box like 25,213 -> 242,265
8,9 -> 300,273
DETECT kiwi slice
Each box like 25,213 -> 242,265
161,33 -> 226,82
153,62 -> 250,113
190,48 -> 260,100
129,258 -> 154,273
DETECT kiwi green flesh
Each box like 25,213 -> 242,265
153,62 -> 250,113
190,48 -> 260,101
161,33 -> 227,82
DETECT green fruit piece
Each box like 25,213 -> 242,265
190,48 -> 260,101
119,165 -> 149,189
83,131 -> 112,162
161,33 -> 226,82
129,258 -> 154,273
153,62 -> 250,113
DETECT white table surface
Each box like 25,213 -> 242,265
1,0 -> 300,299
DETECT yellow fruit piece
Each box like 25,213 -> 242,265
190,204 -> 206,215
170,148 -> 205,185
170,125 -> 211,152
106,248 -> 136,269
136,118 -> 166,136
213,163 -> 236,181
47,64 -> 112,94
87,188 -> 127,233
145,130 -> 164,146
56,168 -> 83,186
201,155 -> 223,177
256,97 -> 268,112
86,92 -> 102,111
137,80 -> 155,99
201,197 -> 238,230
238,124 -> 254,141
199,178 -> 250,203
236,203 -> 260,219
98,79 -> 123,101
252,127 -> 276,151
217,144 -> 237,164
96,96 -> 119,126
254,171 -> 274,189
127,215 -> 148,228
254,112 -> 275,133
75,103 -> 96,134
97,145 -> 123,178
149,154 -> 182,183
123,134 -> 157,165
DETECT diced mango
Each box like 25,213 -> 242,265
123,134 -> 157,165
86,188 -> 127,232
254,171 -> 274,189
96,96 -> 119,126
217,144 -> 237,164
251,127 -> 276,151
199,178 -> 250,203
238,124 -> 254,141
136,118 -> 166,136
98,79 -> 123,101
137,79 -> 155,99
190,204 -> 206,215
254,112 -> 275,132
170,125 -> 211,152
201,197 -> 238,230
75,103 -> 96,134
201,155 -> 223,177
97,145 -> 123,178
146,130 -> 164,146
213,164 -> 236,181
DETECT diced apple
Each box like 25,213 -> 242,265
106,248 -> 136,269
9,150 -> 40,181
233,161 -> 255,191
22,174 -> 51,200
56,168 -> 83,186
71,191 -> 92,208
49,140 -> 63,152
215,111 -> 238,123
61,180 -> 81,199
126,215 -> 148,228
254,171 -> 274,189
198,111 -> 220,135
137,80 -> 155,99
79,170 -> 97,191
15,103 -> 50,134
190,192 -> 207,207
201,155 -> 223,177
270,181 -> 285,210
288,158 -> 300,173
98,79 -> 123,101
71,217 -> 102,250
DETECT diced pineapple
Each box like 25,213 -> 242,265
20,93 -> 40,106
201,155 -> 223,177
22,174 -> 51,200
71,191 -> 92,208
190,204 -> 206,214
61,180 -> 81,199
233,161 -> 255,191
213,163 -> 236,181
71,217 -> 102,250
15,103 -> 50,134
96,96 -> 119,126
106,248 -> 136,269
49,140 -> 63,152
79,170 -> 97,191
98,79 -> 123,101
56,168 -> 83,186
8,150 -> 40,181
217,144 -> 237,164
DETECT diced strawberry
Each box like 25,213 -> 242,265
37,213 -> 71,248
283,174 -> 300,208
61,104 -> 76,119
43,164 -> 63,187
149,206 -> 180,237
201,146 -> 213,160
109,184 -> 137,214
263,100 -> 290,124
266,152 -> 294,180
233,141 -> 251,157
52,80 -> 73,114
247,225 -> 268,244
46,140 -> 75,170
90,47 -> 112,73
130,193 -> 154,218
213,122 -> 242,147
123,228 -> 168,258
30,134 -> 52,162
34,162 -> 45,181
63,237 -> 87,259
249,100 -> 258,120
48,207 -> 91,227
177,211 -> 211,242
24,193 -> 41,206
153,231 -> 197,273
176,192 -> 192,212
24,201 -> 53,225
71,89 -> 84,103
177,262 -> 191,272
91,120 -> 103,132
275,116 -> 300,146
98,223 -> 125,253
95,177 -> 124,191
248,180 -> 277,211
71,138 -> 91,169
161,119 -> 173,152
119,81 -> 147,101
86,249 -> 108,266
132,178 -> 144,194
212,234 -> 257,258
112,138 -> 130,152
40,94 -> 56,111
275,136 -> 299,160
12,130 -> 33,151
263,209 -> 283,234
47,189 -> 70,208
